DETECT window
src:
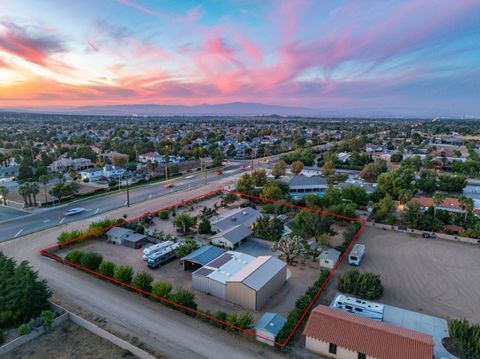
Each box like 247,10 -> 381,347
358,353 -> 366,359
329,343 -> 337,354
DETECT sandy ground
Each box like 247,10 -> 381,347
4,320 -> 141,359
323,226 -> 480,323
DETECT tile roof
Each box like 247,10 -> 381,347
411,196 -> 463,211
304,305 -> 433,359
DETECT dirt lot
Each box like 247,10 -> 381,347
57,238 -> 320,321
323,226 -> 480,323
4,320 -> 139,359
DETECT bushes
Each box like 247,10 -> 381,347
98,261 -> 116,277
175,237 -> 199,258
276,270 -> 330,345
225,312 -> 254,333
157,210 -> 170,220
198,218 -> 211,234
132,272 -> 153,292
114,266 -> 134,285
17,322 -> 33,336
168,289 -> 197,311
338,269 -> 383,300
335,222 -> 361,253
80,252 -> 103,271
65,249 -> 84,264
152,281 -> 172,298
449,319 -> 480,359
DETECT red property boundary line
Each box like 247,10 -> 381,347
39,188 -> 365,347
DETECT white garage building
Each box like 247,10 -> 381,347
192,251 -> 287,310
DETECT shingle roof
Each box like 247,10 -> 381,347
283,175 -> 328,188
210,225 -> 253,244
303,305 -> 433,359
211,207 -> 261,231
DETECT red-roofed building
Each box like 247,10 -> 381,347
303,305 -> 433,359
410,196 -> 465,214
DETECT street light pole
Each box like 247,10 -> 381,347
125,168 -> 130,207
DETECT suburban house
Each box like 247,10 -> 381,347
303,305 -> 434,359
139,152 -> 163,163
79,165 -> 125,182
0,158 -> 19,178
410,196 -> 466,214
318,249 -> 341,270
103,165 -> 125,179
106,227 -> 148,249
366,144 -> 384,153
103,151 -> 129,163
192,251 -> 287,310
210,207 -> 262,249
48,157 -> 92,172
282,175 -> 328,199
337,152 -> 351,163
254,312 -> 287,346
79,168 -> 104,182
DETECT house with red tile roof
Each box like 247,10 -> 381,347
410,196 -> 465,214
303,305 -> 433,359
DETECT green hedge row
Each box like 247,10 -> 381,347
276,269 -> 330,345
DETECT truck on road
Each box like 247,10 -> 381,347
348,244 -> 365,266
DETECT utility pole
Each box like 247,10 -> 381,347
125,168 -> 130,207
203,158 -> 208,184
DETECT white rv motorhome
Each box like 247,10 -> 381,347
331,294 -> 384,321
348,244 -> 365,266
147,242 -> 180,268
143,241 -> 175,261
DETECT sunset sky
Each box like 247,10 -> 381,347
0,0 -> 479,114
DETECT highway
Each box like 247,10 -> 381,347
0,164 -> 246,242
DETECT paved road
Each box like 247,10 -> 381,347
0,165 -> 246,242
0,181 -> 286,359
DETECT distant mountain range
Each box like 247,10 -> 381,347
1,102 -> 478,118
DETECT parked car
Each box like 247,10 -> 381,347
422,232 -> 436,239
214,170 -> 223,175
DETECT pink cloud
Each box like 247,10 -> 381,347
116,0 -> 165,18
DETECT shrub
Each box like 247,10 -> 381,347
98,261 -> 116,278
236,313 -> 254,330
41,310 -> 55,330
157,210 -> 169,220
226,313 -> 239,332
114,266 -> 134,285
152,281 -> 172,298
449,319 -> 480,358
65,249 -> 84,265
198,218 -> 211,234
17,323 -> 33,336
80,252 -> 103,271
57,230 -> 86,245
338,269 -> 383,300
168,289 -> 197,311
132,272 -> 153,292
213,311 -> 228,328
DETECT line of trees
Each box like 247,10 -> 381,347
0,252 -> 51,331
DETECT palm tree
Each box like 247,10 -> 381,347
29,182 -> 40,207
0,185 -> 8,205
432,192 -> 444,217
17,183 -> 30,208
458,195 -> 474,221
38,175 -> 50,204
